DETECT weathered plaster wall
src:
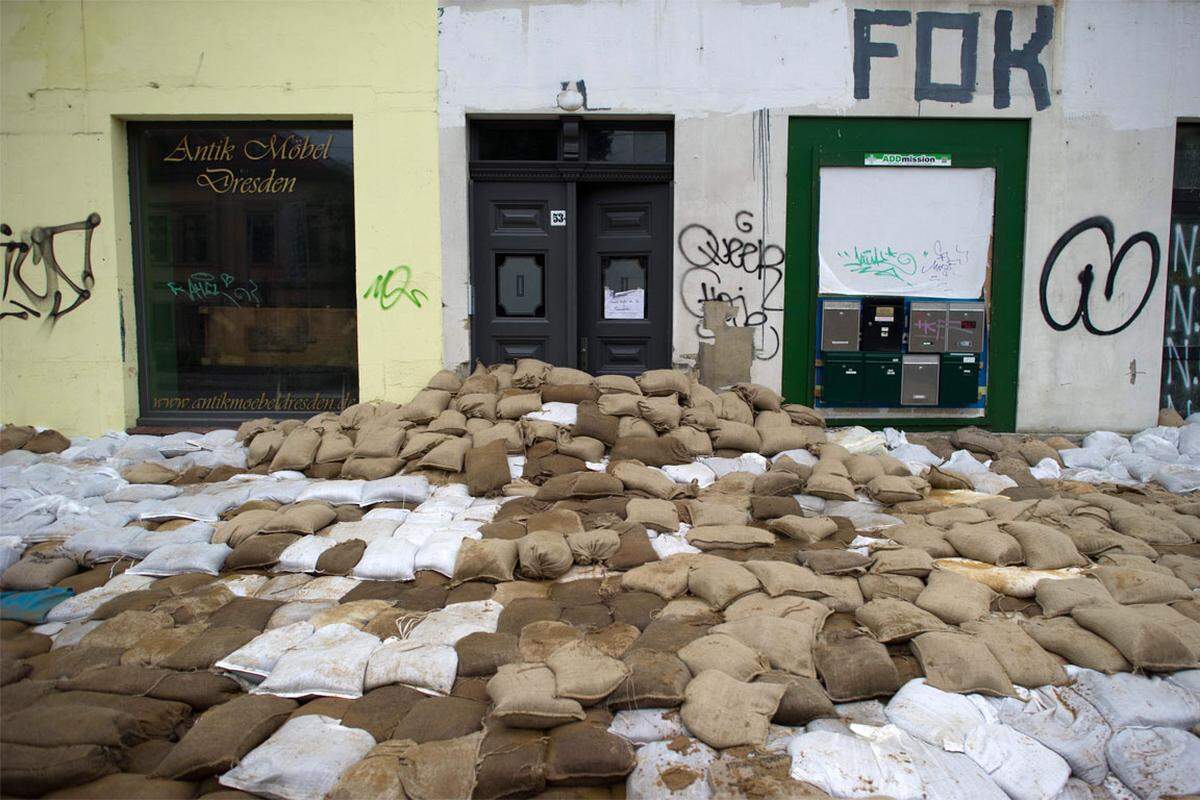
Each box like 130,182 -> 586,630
1,0 -> 441,435
438,0 -> 1200,432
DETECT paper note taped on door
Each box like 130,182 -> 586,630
604,288 -> 644,319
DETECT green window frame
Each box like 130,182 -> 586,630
783,117 -> 1030,431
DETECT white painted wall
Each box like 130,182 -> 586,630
438,0 -> 1200,432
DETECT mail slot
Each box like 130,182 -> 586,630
940,352 -> 981,405
860,297 -> 904,351
908,301 -> 948,353
822,352 -> 864,404
861,352 -> 902,405
821,300 -> 861,352
901,354 -> 940,405
946,302 -> 986,353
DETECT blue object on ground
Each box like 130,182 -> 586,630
0,587 -> 75,624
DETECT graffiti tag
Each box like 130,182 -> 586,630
1,213 -> 101,322
167,272 -> 262,307
364,265 -> 427,310
1161,219 -> 1200,415
679,211 -> 783,361
837,245 -> 918,284
1039,216 -> 1160,336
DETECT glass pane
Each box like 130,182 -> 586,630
477,127 -> 558,161
1176,123 -> 1200,191
496,253 -> 545,317
587,129 -> 668,163
132,123 -> 357,417
603,256 -> 646,319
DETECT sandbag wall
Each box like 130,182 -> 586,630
0,359 -> 1199,799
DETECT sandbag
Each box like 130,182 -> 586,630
1072,603 -> 1198,672
855,598 -> 951,643
915,569 -> 996,624
487,663 -> 586,729
960,619 -> 1068,688
680,669 -> 785,749
153,694 -> 297,780
815,629 -> 899,701
911,631 -> 1015,696
1019,618 -> 1131,674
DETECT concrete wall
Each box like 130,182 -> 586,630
1,0 -> 441,436
438,0 -> 1200,432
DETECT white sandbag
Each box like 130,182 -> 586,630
650,532 -> 701,559
1129,432 -> 1180,462
214,572 -> 269,597
363,639 -> 458,695
626,738 -> 718,800
275,535 -> 338,573
124,521 -> 214,558
662,462 -> 717,488
701,453 -> 768,477
351,537 -> 418,581
362,507 -> 411,524
772,448 -> 819,467
889,442 -> 943,473
1105,727 -> 1200,800
215,621 -> 316,679
1165,669 -> 1200,696
284,575 -> 360,602
884,678 -> 995,751
609,709 -> 688,744
103,484 -> 182,502
788,729 -> 922,799
1065,666 -> 1200,730
295,479 -> 365,505
829,426 -> 888,456
1030,458 -> 1064,481
988,686 -> 1112,785
507,455 -> 526,482
127,541 -> 230,576
245,479 -> 310,504
858,724 -> 1008,800
0,536 -> 22,575
254,623 -> 380,699
1178,423 -> 1200,457
267,601 -> 335,629
139,489 -> 248,522
50,619 -> 101,649
963,722 -> 1071,800
219,714 -> 375,800
1153,462 -> 1200,494
359,475 -> 431,506
969,471 -> 1019,495
63,526 -> 143,562
934,557 -> 1083,598
943,450 -> 990,475
44,573 -> 157,622
326,519 -> 399,544
410,535 -> 466,577
793,494 -> 828,516
1060,448 -> 1111,470
526,401 -> 579,426
405,599 -> 502,646
834,699 -> 890,727
1082,431 -> 1132,458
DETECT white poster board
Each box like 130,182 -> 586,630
817,167 -> 995,298
604,287 -> 644,319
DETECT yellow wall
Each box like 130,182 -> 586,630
0,0 -> 441,435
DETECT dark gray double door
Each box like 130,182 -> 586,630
471,181 -> 672,375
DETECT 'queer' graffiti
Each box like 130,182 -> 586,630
364,265 -> 428,310
678,211 -> 784,361
1,214 -> 101,323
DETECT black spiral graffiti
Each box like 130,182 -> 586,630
1038,215 -> 1160,336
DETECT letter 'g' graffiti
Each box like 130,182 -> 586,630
363,265 -> 428,310
1039,216 -> 1160,336
1,213 -> 102,322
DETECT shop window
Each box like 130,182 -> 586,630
587,128 -> 668,163
129,122 -> 357,421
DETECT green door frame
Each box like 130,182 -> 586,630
783,118 -> 1030,431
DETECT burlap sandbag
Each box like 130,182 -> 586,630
621,557 -> 692,600
870,548 -> 934,578
556,432 -> 605,462
573,401 -> 619,446
2,554 -> 78,590
637,395 -> 682,432
859,573 -> 925,603
1035,576 -> 1116,617
804,471 -> 856,501
152,694 -> 296,780
945,524 -> 1024,565
711,420 -> 761,453
687,559 -> 760,609
1000,521 -> 1089,569
866,475 -> 923,504
678,633 -> 769,681
122,462 -> 179,485
713,616 -> 818,678
1019,617 -> 1131,673
637,369 -> 689,397
0,423 -> 36,452
57,666 -> 240,709
854,598 -> 951,643
465,440 -> 511,497
607,528 -> 660,571
472,725 -> 547,800
565,529 -> 620,565
544,720 -> 635,786
262,502 -> 337,535
680,669 -> 785,749
685,524 -> 774,550
1072,604 -> 1198,671
268,426 -> 321,472
0,704 -> 145,748
1092,565 -> 1192,604
0,743 -> 120,797
610,436 -> 693,467
885,523 -> 956,558
352,419 -> 406,459
535,472 -> 623,501
960,619 -> 1068,688
418,436 -> 471,472
606,649 -> 692,711
610,461 -> 682,499
915,569 -> 995,624
911,631 -> 1015,696
625,498 -> 678,533
454,538 -> 519,584
400,389 -> 452,424
814,629 -> 900,701
487,663 -> 586,729
517,531 -> 573,579
546,640 -> 631,704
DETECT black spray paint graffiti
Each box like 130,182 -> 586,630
1039,216 -> 1161,336
1161,219 -> 1200,415
679,211 -> 783,361
854,5 -> 1054,109
1,213 -> 102,322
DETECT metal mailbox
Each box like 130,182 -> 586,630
901,354 -> 940,405
821,300 -> 861,352
907,301 -> 948,353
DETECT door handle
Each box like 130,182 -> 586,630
579,337 -> 589,371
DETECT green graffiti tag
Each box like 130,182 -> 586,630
837,245 -> 918,284
363,265 -> 428,310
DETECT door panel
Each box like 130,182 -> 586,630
471,182 -> 569,366
578,184 -> 672,375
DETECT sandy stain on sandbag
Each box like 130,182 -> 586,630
659,764 -> 700,791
